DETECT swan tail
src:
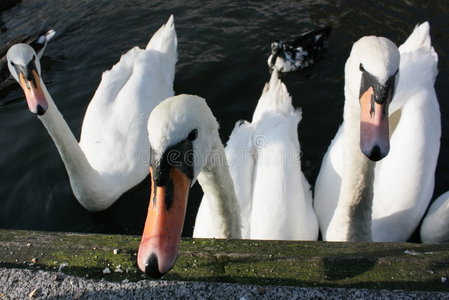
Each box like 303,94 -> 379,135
145,15 -> 177,87
252,70 -> 297,122
398,22 -> 438,86
399,22 -> 437,63
146,15 -> 178,55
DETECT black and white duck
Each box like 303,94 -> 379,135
267,26 -> 331,73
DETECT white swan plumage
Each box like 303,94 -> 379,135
138,72 -> 318,277
194,70 -> 318,240
314,22 -> 440,242
421,191 -> 449,243
6,16 -> 177,212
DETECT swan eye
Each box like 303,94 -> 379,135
32,55 -> 36,62
10,61 -> 15,67
359,63 -> 365,72
187,129 -> 198,141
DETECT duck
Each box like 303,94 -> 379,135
313,22 -> 440,242
6,16 -> 177,212
1,29 -> 55,91
267,26 -> 331,73
138,71 -> 318,278
421,191 -> 449,243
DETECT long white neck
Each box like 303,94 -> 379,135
326,93 -> 375,242
37,83 -> 111,212
197,133 -> 242,239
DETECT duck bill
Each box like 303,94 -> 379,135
359,86 -> 390,161
137,167 -> 191,278
18,70 -> 48,116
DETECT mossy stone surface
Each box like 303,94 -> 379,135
1,229 -> 449,291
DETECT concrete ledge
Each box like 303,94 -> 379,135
1,229 -> 449,292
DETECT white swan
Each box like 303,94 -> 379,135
421,191 -> 449,243
137,71 -> 318,277
6,16 -> 177,212
194,71 -> 318,240
314,22 -> 440,242
138,94 -> 241,278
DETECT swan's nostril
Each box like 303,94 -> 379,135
145,253 -> 164,279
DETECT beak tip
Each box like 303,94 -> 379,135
36,104 -> 46,116
363,144 -> 389,161
144,253 -> 166,279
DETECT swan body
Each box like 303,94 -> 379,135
314,22 -> 440,242
268,27 -> 331,73
421,191 -> 449,243
1,29 -> 55,90
7,16 -> 177,212
194,71 -> 318,240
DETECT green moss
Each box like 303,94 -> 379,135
1,229 -> 449,291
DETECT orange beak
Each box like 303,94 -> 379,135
137,167 -> 191,278
359,87 -> 390,161
18,70 -> 48,115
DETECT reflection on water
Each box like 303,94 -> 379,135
0,0 -> 448,240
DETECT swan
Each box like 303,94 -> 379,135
138,71 -> 318,277
194,71 -> 318,240
138,94 -> 241,278
6,16 -> 177,212
1,29 -> 55,90
314,22 -> 440,242
421,191 -> 449,243
268,26 -> 331,73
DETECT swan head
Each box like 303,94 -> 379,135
345,36 -> 400,161
7,43 -> 48,115
138,94 -> 219,278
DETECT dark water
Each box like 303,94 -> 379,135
0,0 -> 448,239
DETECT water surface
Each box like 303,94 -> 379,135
0,0 -> 448,240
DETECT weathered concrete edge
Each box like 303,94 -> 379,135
1,229 -> 449,292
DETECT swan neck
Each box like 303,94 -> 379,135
37,83 -> 105,211
197,133 -> 242,239
39,89 -> 80,159
330,93 -> 375,241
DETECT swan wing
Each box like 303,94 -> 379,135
224,121 -> 255,238
250,71 -> 318,240
421,191 -> 449,243
372,22 -> 440,241
313,125 -> 344,240
79,17 -> 177,188
193,120 -> 255,238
